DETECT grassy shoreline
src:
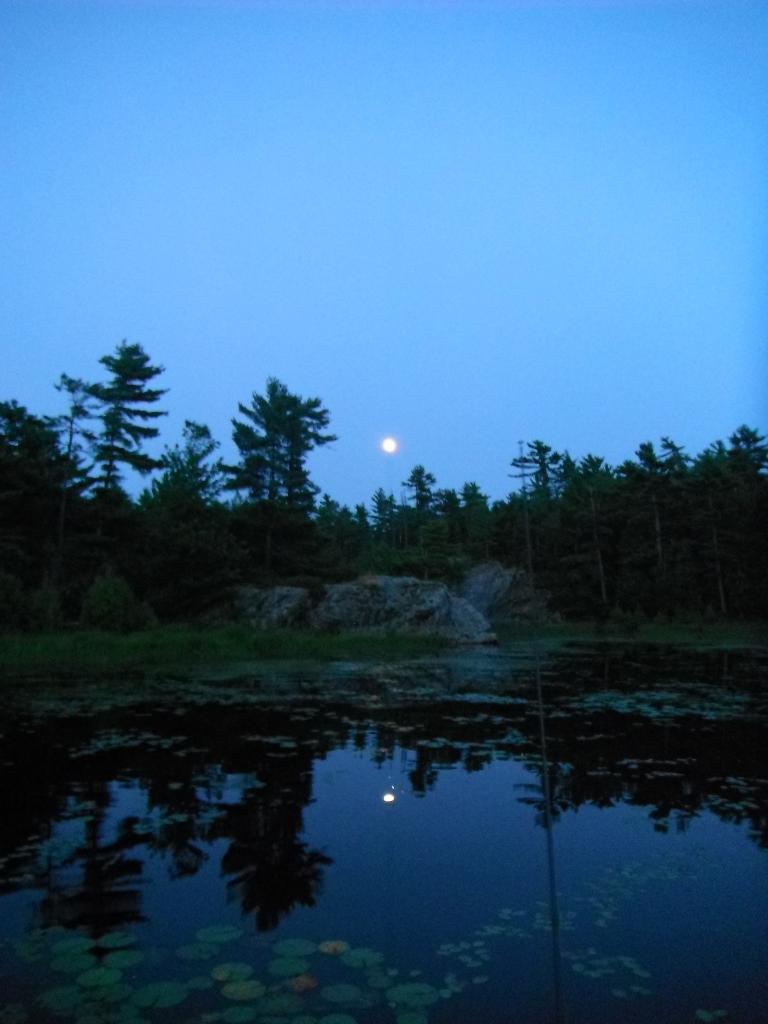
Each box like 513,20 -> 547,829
0,619 -> 765,676
0,625 -> 452,676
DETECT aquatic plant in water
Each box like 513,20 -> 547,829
76,967 -> 123,988
131,981 -> 188,1008
386,983 -> 440,1009
220,1008 -> 259,1024
320,983 -> 365,1005
102,949 -> 144,969
340,948 -> 384,969
211,962 -> 254,982
318,940 -> 349,955
291,973 -> 319,992
50,953 -> 97,974
220,980 -> 266,1001
268,956 -> 310,977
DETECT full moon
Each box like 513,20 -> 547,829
381,437 -> 398,454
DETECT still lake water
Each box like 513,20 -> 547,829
1,644 -> 766,1024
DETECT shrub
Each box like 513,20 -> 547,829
80,575 -> 156,632
28,586 -> 63,630
0,572 -> 29,630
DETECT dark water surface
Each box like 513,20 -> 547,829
1,644 -> 766,1024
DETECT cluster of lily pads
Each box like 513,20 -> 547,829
573,854 -> 692,931
563,949 -> 652,997
9,923 -> 451,1024
0,840 -> 741,1024
569,685 -> 750,722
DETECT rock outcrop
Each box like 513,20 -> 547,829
310,576 -> 495,644
234,585 -> 310,628
458,562 -> 553,623
232,576 -> 496,644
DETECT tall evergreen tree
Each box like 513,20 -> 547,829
145,421 -> 224,509
90,341 -> 167,492
137,423 -> 236,617
228,378 -> 336,512
0,401 -> 64,587
402,465 -> 436,512
460,482 -> 491,558
52,374 -> 98,577
370,488 -> 397,542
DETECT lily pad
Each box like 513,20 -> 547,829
269,957 -> 310,977
318,941 -> 349,956
320,984 -> 363,1005
340,948 -> 383,970
13,945 -> 45,965
196,925 -> 243,944
221,981 -> 266,1002
221,1009 -> 259,1024
364,973 -> 392,990
387,984 -> 439,1009
102,950 -> 144,970
95,932 -> 135,950
77,967 -> 123,988
291,974 -> 319,994
177,942 -> 220,961
132,982 -> 188,1008
38,987 -> 81,1013
274,939 -> 317,958
211,963 -> 254,983
51,937 -> 93,956
51,954 -> 98,974
82,982 -> 132,1004
258,994 -> 303,1015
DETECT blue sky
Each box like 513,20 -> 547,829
2,0 -> 766,506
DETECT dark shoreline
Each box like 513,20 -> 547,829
1,619 -> 765,678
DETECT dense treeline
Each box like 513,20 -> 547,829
2,341 -> 766,628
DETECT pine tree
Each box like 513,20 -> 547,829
52,374 -> 98,577
402,465 -> 436,512
90,341 -> 167,492
0,401 -> 65,587
228,378 -> 336,512
146,421 -> 224,510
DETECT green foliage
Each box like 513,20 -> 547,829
3,349 -> 765,624
135,422 -> 239,615
0,624 -> 448,674
0,571 -> 29,630
145,420 -> 225,509
53,374 -> 97,490
0,400 -> 65,583
28,586 -> 63,630
227,377 -> 336,511
80,575 -> 156,632
403,464 -> 436,512
90,340 -> 167,492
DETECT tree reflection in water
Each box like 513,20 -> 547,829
0,644 -> 764,947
